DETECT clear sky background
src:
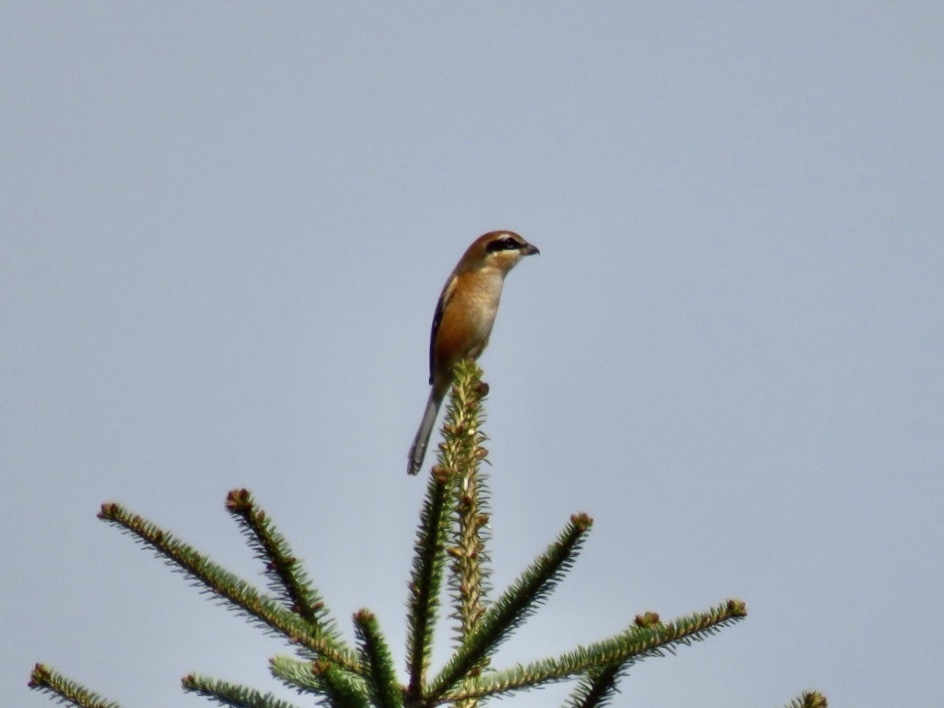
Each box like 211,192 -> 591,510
3,4 -> 942,707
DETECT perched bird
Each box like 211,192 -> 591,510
408,231 -> 539,475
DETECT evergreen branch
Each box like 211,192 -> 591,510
269,656 -> 326,693
311,661 -> 372,708
404,466 -> 452,699
785,690 -> 828,708
28,663 -> 120,708
311,660 -> 371,708
270,656 -> 371,707
562,613 -> 663,708
443,361 -> 493,647
428,513 -> 594,700
225,488 -> 339,636
97,502 -> 359,673
181,672 -> 302,708
354,609 -> 404,708
561,662 -> 625,708
442,600 -> 748,703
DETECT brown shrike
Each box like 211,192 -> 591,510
407,231 -> 539,475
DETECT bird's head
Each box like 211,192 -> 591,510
457,231 -> 540,275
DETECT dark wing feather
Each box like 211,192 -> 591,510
428,274 -> 457,384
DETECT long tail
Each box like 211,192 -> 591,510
408,386 -> 446,475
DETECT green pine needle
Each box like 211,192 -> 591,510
785,690 -> 828,708
354,610 -> 403,708
28,664 -> 120,708
404,465 -> 453,697
225,488 -> 340,638
428,513 -> 593,700
182,672 -> 302,708
97,502 -> 359,673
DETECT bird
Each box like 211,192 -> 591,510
407,231 -> 539,475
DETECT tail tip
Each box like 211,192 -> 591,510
407,447 -> 423,475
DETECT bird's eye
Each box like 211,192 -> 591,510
486,236 -> 521,253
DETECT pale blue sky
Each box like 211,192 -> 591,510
3,3 -> 943,706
